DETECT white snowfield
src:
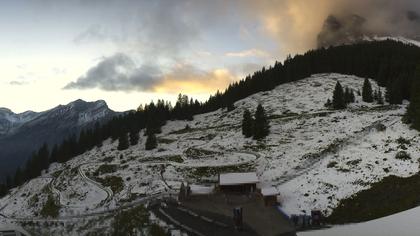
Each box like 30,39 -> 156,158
0,73 -> 419,235
299,205 -> 420,236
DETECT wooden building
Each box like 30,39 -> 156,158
261,187 -> 279,206
219,172 -> 259,193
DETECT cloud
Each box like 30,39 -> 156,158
64,53 -> 236,94
225,49 -> 270,58
63,53 -> 162,91
239,0 -> 420,53
73,24 -> 118,44
9,81 -> 28,86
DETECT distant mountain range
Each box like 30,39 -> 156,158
0,99 -> 118,179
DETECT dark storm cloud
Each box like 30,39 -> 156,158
63,53 -> 235,93
63,53 -> 163,91
316,0 -> 420,47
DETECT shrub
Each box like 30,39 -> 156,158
327,161 -> 338,168
94,164 -> 117,176
395,151 -> 411,160
149,224 -> 167,236
40,195 -> 60,218
396,137 -> 411,145
112,205 -> 150,236
97,176 -> 124,193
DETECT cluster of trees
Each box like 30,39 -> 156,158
242,104 -> 270,140
329,78 -> 386,109
328,81 -> 356,109
2,40 -> 420,196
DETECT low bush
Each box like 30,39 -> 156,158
395,151 -> 411,161
40,195 -> 60,218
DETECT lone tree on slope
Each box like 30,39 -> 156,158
332,81 -> 346,109
253,104 -> 270,140
362,78 -> 374,103
242,109 -> 254,138
145,133 -> 157,150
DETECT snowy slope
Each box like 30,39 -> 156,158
0,73 -> 418,234
299,205 -> 420,236
371,36 -> 420,48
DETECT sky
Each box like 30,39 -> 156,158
1,0 -> 419,112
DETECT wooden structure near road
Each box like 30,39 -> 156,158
261,187 -> 279,206
218,172 -> 259,193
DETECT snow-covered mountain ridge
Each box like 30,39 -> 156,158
0,99 -> 117,180
1,73 -> 419,235
0,99 -> 112,137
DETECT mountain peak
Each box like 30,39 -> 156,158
0,107 -> 13,114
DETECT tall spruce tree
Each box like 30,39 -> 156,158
253,104 -> 270,140
332,81 -> 346,109
145,134 -> 157,150
377,88 -> 384,105
129,130 -> 139,146
362,78 -> 374,103
344,87 -> 355,104
117,132 -> 129,150
14,167 -> 23,187
242,109 -> 254,138
386,78 -> 404,104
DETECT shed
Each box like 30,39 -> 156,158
219,172 -> 259,193
261,187 -> 279,206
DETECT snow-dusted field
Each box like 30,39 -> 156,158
0,73 -> 419,234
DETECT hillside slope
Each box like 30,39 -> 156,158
0,73 -> 418,235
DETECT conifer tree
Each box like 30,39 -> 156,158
145,134 -> 157,150
49,144 -> 59,164
14,167 -> 23,187
0,184 -> 6,197
407,68 -> 420,130
332,81 -> 346,109
117,132 -> 129,150
377,88 -> 384,105
344,87 -> 355,104
253,104 -> 270,140
242,109 -> 254,138
386,78 -> 403,104
362,78 -> 374,103
129,130 -> 139,146
38,143 -> 50,172
350,89 -> 355,103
